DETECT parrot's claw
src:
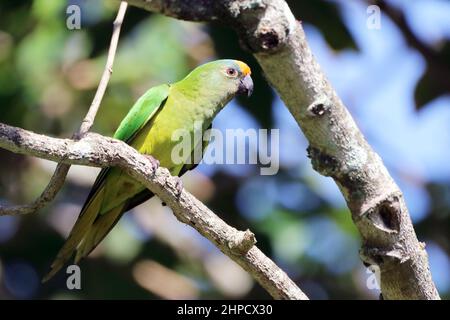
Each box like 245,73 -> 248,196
144,155 -> 160,171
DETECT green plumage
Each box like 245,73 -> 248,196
43,59 -> 253,281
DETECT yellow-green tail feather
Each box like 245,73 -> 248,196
74,204 -> 125,264
42,188 -> 105,282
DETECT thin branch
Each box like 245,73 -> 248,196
77,1 -> 128,135
118,0 -> 440,299
0,2 -> 128,216
0,122 -> 309,300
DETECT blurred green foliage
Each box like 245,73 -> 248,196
0,0 -> 448,300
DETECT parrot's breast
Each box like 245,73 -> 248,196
130,91 -> 214,173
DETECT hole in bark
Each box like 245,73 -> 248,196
258,29 -> 280,50
306,146 -> 339,177
309,103 -> 326,116
377,202 -> 400,232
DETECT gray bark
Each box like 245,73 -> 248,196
0,122 -> 308,300
120,0 -> 440,299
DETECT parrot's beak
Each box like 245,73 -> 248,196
238,75 -> 254,97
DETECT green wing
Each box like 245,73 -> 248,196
114,83 -> 170,142
80,84 -> 170,214
123,124 -> 213,211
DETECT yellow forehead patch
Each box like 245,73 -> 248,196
235,60 -> 251,76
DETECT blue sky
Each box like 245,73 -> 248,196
2,0 -> 448,299
210,0 -> 450,221
205,0 -> 450,293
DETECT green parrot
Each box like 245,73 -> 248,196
43,59 -> 253,281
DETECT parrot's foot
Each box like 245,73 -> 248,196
144,155 -> 160,171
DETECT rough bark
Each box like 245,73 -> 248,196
119,0 -> 440,299
0,122 -> 308,300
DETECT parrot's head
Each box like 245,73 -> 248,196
223,59 -> 254,97
178,59 -> 254,103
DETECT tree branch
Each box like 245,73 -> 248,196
77,1 -> 128,135
119,0 -> 440,299
0,2 -> 128,216
0,122 -> 308,300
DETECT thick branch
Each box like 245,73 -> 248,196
0,122 -> 308,300
0,2 -> 128,216
120,0 -> 440,299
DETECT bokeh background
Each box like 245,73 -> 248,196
0,0 -> 449,299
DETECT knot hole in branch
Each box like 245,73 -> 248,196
366,197 -> 402,234
307,97 -> 332,117
306,146 -> 340,177
258,28 -> 280,50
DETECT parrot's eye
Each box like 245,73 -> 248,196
225,67 -> 238,77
